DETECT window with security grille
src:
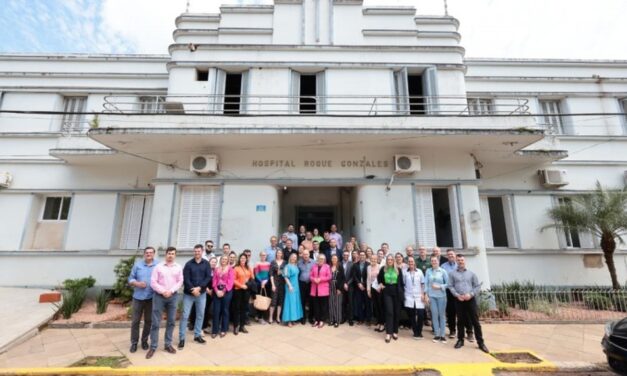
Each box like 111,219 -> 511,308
61,96 -> 87,133
119,195 -> 153,250
539,99 -> 563,133
468,98 -> 494,115
138,96 -> 165,114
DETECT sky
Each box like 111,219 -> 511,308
0,0 -> 626,59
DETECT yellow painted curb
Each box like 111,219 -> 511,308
0,354 -> 557,376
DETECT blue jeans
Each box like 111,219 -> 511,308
150,292 -> 178,350
179,293 -> 206,341
212,290 -> 233,335
429,295 -> 447,338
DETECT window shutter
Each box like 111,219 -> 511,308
316,70 -> 326,113
240,70 -> 249,114
502,195 -> 520,248
414,187 -> 437,247
447,186 -> 462,249
289,70 -> 301,114
61,97 -> 86,133
177,186 -> 221,249
422,67 -> 439,114
551,196 -> 567,249
578,231 -> 595,249
480,197 -> 494,248
212,68 -> 226,114
120,195 -> 146,250
394,68 -> 409,114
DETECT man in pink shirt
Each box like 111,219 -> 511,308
146,247 -> 183,359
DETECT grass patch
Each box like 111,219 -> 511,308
70,355 -> 129,368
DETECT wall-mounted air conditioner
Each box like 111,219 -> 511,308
190,155 -> 218,175
538,169 -> 568,188
394,155 -> 421,174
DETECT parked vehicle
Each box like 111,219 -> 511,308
602,317 -> 627,373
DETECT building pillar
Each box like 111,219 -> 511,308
458,184 -> 491,288
147,183 -> 177,252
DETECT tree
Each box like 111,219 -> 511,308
543,182 -> 627,289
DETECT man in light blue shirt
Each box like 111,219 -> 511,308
441,249 -> 473,341
264,235 -> 281,263
127,246 -> 158,353
329,224 -> 343,250
282,224 -> 298,249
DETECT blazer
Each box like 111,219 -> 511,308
309,263 -> 332,297
330,264 -> 346,293
350,261 -> 370,289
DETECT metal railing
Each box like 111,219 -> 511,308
478,287 -> 627,322
103,94 -> 530,116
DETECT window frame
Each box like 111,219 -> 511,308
60,95 -> 87,133
620,98 -> 627,135
538,98 -> 564,134
467,97 -> 494,115
556,197 -> 582,249
137,96 -> 165,114
40,196 -> 72,222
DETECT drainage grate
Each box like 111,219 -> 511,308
491,351 -> 542,364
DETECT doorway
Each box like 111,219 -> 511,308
296,206 -> 336,234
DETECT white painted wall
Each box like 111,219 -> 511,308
0,194 -> 32,250
64,193 -> 118,250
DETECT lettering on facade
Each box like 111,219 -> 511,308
251,158 -> 389,168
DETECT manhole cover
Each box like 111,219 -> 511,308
491,352 -> 542,364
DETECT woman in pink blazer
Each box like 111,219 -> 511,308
309,254 -> 331,328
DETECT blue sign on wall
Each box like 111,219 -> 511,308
256,205 -> 266,212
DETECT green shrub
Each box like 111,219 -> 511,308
57,286 -> 88,319
528,299 -> 557,316
63,276 -> 95,292
497,301 -> 511,317
96,290 -> 110,314
113,256 -> 137,303
583,293 -> 613,311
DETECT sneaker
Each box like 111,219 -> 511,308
449,331 -> 456,339
177,340 -> 184,350
440,337 -> 448,344
432,336 -> 440,343
413,334 -> 423,340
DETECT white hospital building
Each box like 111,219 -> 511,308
0,0 -> 626,288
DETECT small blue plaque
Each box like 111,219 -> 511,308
256,205 -> 266,212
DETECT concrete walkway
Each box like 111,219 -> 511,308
0,322 -> 608,370
0,287 -> 58,354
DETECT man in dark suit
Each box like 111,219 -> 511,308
351,250 -> 370,325
341,250 -> 354,325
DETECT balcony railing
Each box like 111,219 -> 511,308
103,95 -> 530,116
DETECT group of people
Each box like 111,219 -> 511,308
127,224 -> 489,359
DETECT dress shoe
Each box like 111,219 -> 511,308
478,343 -> 490,353
219,332 -> 226,338
239,326 -> 249,334
334,322 -> 339,328
145,349 -> 155,359
467,333 -> 475,343
348,321 -> 354,326
454,340 -> 464,349
233,326 -> 239,335
141,341 -> 149,350
385,335 -> 391,343
194,336 -> 206,344
129,343 -> 137,353
177,340 -> 185,350
165,345 -> 177,354
211,333 -> 217,339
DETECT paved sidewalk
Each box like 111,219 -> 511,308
0,322 -> 607,369
0,287 -> 57,354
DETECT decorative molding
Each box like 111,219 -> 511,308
414,16 -> 460,29
174,13 -> 220,26
362,6 -> 416,15
168,43 -> 466,55
219,5 -> 274,14
362,29 -> 418,37
0,132 -> 62,138
218,27 -> 274,35
274,0 -> 303,4
0,72 -> 167,79
166,60 -> 466,71
173,29 -> 218,39
418,31 -> 461,42
332,0 -> 363,5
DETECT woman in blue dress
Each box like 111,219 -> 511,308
282,252 -> 303,327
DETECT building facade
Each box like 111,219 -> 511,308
0,0 -> 626,287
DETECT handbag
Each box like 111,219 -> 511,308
253,287 -> 271,311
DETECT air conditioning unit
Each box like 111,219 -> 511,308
538,169 -> 568,188
0,172 -> 12,188
190,155 -> 218,175
394,155 -> 421,174
623,170 -> 627,186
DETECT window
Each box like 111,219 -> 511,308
177,186 -> 221,249
480,196 -> 519,248
119,195 -> 153,250
394,67 -> 438,115
42,196 -> 71,221
138,96 -> 165,114
196,69 -> 209,81
468,98 -> 494,115
621,98 -> 627,134
223,73 -> 243,114
539,99 -> 563,133
290,70 -> 325,114
61,96 -> 87,133
557,197 -> 581,248
414,187 -> 461,248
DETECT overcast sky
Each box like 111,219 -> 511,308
1,0 -> 626,59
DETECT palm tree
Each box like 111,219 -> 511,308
544,182 -> 627,289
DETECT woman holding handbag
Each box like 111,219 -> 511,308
211,255 -> 234,339
253,251 -> 271,324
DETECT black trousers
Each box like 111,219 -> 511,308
188,293 -> 212,329
232,289 -> 250,328
446,290 -> 473,335
455,298 -> 484,345
352,287 -> 369,322
383,290 -> 400,335
130,298 -> 152,345
406,307 -> 425,337
312,296 -> 329,323
371,289 -> 384,325
342,286 -> 353,322
299,281 -> 312,322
